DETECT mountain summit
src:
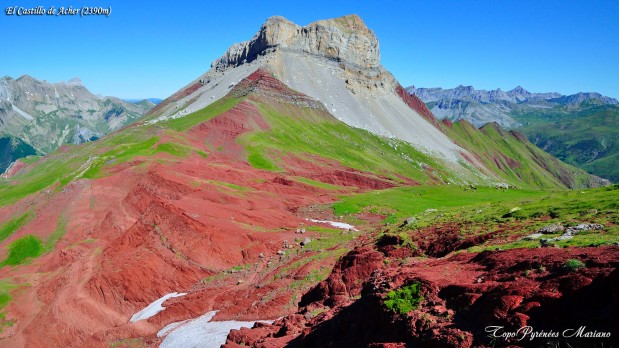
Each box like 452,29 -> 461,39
212,14 -> 379,71
148,15 -> 464,164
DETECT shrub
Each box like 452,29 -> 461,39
564,259 -> 586,271
384,282 -> 423,315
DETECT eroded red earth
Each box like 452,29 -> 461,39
0,70 -> 413,347
225,237 -> 619,348
0,70 -> 615,348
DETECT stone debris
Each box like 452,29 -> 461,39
540,223 -> 604,246
538,223 -> 565,234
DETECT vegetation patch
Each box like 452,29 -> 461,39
44,215 -> 68,252
375,184 -> 618,254
1,235 -> 43,266
238,102 -> 461,184
383,282 -> 423,315
0,279 -> 18,332
291,176 -> 344,190
564,258 -> 586,271
164,97 -> 241,132
301,226 -> 355,252
155,142 -> 194,157
0,212 -> 32,243
333,186 -> 546,219
290,267 -> 331,290
247,149 -> 281,171
80,137 -> 159,179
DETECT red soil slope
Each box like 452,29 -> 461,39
226,236 -> 619,348
0,71 -> 413,347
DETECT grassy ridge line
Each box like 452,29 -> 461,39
444,120 -> 593,189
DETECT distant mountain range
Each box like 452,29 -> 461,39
0,75 -> 154,172
407,85 -> 618,128
407,85 -> 619,182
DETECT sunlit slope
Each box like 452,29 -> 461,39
442,120 -> 604,189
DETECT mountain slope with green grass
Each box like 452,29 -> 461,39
442,120 -> 606,189
408,85 -> 619,182
515,104 -> 619,182
0,70 -> 606,210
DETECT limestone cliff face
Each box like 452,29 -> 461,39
212,15 -> 380,71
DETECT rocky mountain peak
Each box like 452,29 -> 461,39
509,85 -> 527,93
508,86 -> 531,98
212,14 -> 379,71
66,77 -> 83,86
16,74 -> 37,83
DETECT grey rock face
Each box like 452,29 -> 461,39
212,15 -> 380,72
538,223 -> 565,234
0,75 -> 153,153
407,85 -> 617,128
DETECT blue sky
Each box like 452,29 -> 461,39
1,0 -> 618,99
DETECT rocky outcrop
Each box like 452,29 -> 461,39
149,15 -> 467,167
226,239 -> 619,348
212,15 -> 379,72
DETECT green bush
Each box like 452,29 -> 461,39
384,282 -> 423,315
564,259 -> 586,271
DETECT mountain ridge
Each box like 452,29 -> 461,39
0,74 -> 153,172
408,85 -> 617,106
407,84 -> 619,182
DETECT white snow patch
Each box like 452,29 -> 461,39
157,310 -> 274,348
129,292 -> 186,323
306,219 -> 357,231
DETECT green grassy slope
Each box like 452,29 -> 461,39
443,120 -> 598,189
514,104 -> 619,182
361,183 -> 619,252
239,101 -> 462,184
0,72 -> 603,210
